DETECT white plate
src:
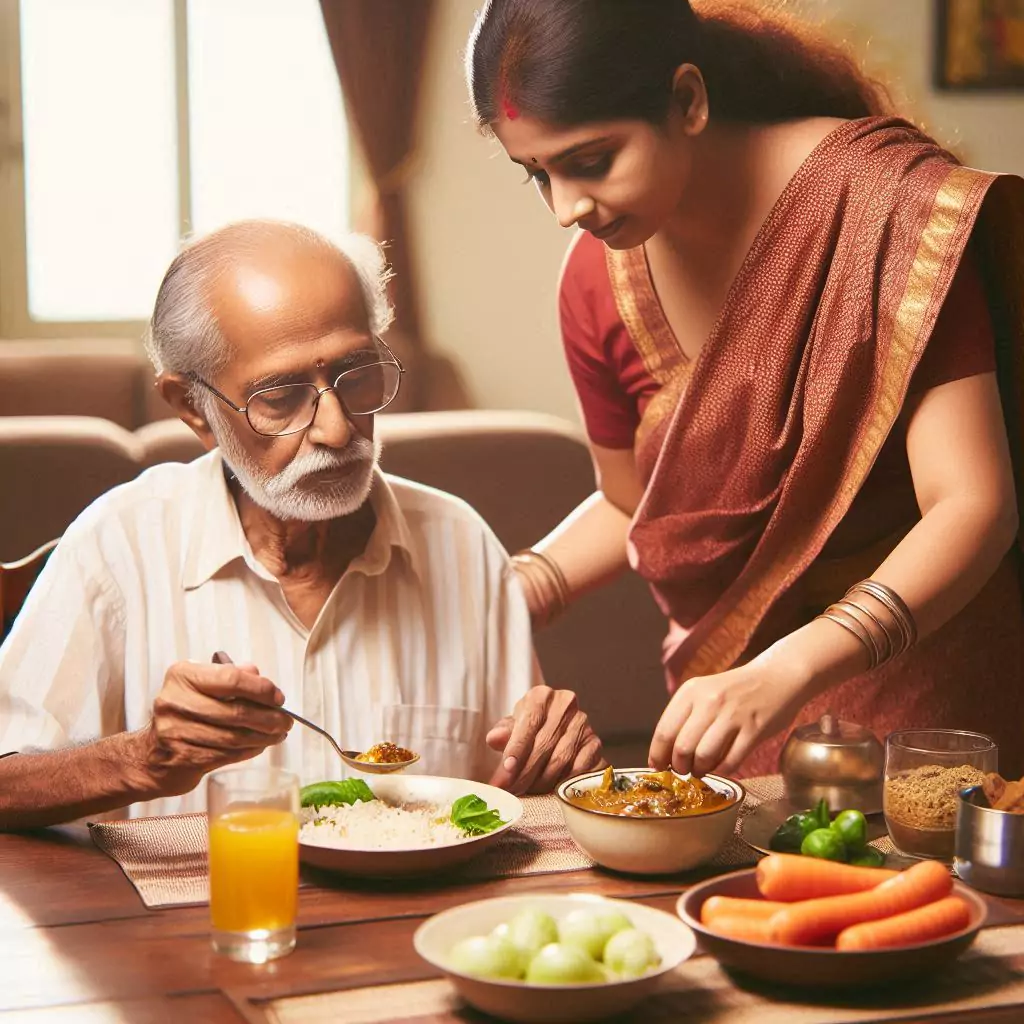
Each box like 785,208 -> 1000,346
299,775 -> 523,879
415,892 -> 697,1023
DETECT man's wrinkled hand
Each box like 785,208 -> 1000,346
486,685 -> 605,795
134,661 -> 292,796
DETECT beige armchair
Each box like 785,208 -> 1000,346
0,417 -> 141,561
0,339 -> 170,429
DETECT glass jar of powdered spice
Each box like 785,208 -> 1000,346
883,729 -> 997,862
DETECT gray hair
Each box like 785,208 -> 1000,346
144,220 -> 394,388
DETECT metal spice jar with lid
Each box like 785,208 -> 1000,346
779,713 -> 884,814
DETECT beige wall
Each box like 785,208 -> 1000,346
798,0 -> 1024,171
407,0 -> 578,421
408,0 -> 1024,421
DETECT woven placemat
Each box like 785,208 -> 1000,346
89,776 -> 783,909
260,924 -> 1024,1024
90,811 -> 209,908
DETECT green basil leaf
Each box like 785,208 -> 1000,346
451,793 -> 506,835
300,779 -> 376,808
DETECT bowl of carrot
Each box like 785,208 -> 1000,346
676,854 -> 987,988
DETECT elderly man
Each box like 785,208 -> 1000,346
0,221 -> 603,828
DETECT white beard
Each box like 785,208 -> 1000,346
209,407 -> 381,522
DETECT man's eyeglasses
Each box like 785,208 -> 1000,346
189,339 -> 404,437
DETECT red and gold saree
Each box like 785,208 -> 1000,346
560,118 -> 1024,776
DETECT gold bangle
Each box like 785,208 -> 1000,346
835,598 -> 894,664
527,549 -> 571,606
510,559 -> 542,608
510,555 -> 554,603
511,551 -> 569,626
819,605 -> 879,670
862,580 -> 917,646
512,550 -> 570,608
846,580 -> 917,654
835,603 -> 883,668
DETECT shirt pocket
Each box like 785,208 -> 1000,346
380,704 -> 483,781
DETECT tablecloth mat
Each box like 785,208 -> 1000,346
90,775 -> 805,909
261,923 -> 1024,1024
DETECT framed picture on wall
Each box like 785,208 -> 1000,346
935,0 -> 1024,89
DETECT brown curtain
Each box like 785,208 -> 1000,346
319,0 -> 438,409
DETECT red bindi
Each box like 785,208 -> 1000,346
498,74 -> 520,120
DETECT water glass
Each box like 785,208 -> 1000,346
883,729 -> 997,862
207,767 -> 300,963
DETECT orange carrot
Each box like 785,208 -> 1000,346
756,853 -> 898,902
706,914 -> 773,943
768,859 -> 952,947
835,896 -> 972,951
700,896 -> 788,925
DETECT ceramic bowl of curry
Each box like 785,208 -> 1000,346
555,767 -> 744,876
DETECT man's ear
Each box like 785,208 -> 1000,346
156,373 -> 218,451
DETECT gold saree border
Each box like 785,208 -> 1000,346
605,245 -> 693,445
679,165 -> 985,679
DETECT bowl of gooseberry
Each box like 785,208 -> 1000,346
413,892 -> 696,1023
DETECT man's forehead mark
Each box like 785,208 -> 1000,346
531,157 -> 538,164
315,357 -> 325,369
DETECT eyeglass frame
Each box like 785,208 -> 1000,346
187,337 -> 405,437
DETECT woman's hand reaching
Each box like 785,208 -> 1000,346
648,617 -> 871,776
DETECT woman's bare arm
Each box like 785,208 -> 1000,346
650,371 -> 1019,775
517,444 -> 644,624
872,372 -> 1018,628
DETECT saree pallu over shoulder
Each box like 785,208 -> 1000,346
604,244 -> 695,449
622,117 -> 1024,686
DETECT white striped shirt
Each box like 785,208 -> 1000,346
0,450 -> 539,816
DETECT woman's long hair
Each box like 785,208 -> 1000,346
467,0 -> 891,131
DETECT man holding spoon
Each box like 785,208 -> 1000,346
0,222 -> 604,828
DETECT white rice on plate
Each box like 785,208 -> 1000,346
300,800 -> 469,849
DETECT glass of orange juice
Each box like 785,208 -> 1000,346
207,767 -> 300,963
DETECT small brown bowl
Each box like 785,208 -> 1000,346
676,868 -> 987,989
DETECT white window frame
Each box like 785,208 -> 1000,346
0,0 -> 363,340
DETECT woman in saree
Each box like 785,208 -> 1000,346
466,0 -> 1024,784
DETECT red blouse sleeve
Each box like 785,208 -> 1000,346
909,247 -> 996,394
559,234 -> 639,449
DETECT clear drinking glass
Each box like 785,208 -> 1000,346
207,767 -> 300,963
883,729 -> 997,862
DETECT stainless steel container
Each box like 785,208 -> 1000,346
779,714 -> 884,814
954,785 -> 1024,897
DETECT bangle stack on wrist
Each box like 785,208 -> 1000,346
816,579 -> 918,670
510,549 -> 571,628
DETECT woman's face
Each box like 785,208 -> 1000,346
492,109 -> 697,250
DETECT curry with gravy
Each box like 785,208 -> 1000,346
567,767 -> 734,818
355,742 -> 416,764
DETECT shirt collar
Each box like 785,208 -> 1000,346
182,452 -> 419,590
352,470 -> 421,581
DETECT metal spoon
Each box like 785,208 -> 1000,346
211,651 -> 420,774
282,708 -> 420,775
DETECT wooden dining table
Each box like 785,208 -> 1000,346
2,823 -> 1024,1024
